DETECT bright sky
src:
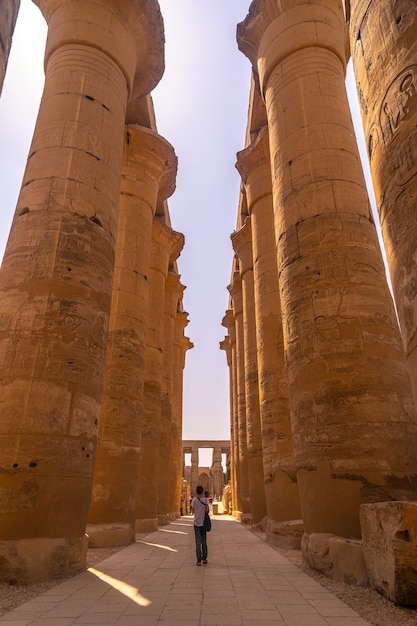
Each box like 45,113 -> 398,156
0,1 -> 379,461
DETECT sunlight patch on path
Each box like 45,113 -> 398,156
88,567 -> 152,606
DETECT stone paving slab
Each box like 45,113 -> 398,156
0,516 -> 373,626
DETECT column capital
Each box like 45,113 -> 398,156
231,218 -> 253,275
222,309 -> 235,333
237,1 -> 346,95
236,126 -> 272,209
152,219 -> 185,269
35,0 -> 165,99
227,271 -> 243,315
124,125 -> 178,208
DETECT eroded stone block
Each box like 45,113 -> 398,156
329,536 -> 368,586
360,502 -> 417,606
267,518 -> 304,549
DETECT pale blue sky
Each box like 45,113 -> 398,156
0,1 -> 379,462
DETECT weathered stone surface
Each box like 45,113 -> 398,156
360,502 -> 417,606
267,519 -> 304,550
235,0 -> 417,544
88,125 -> 177,546
0,536 -> 88,585
329,537 -> 369,586
301,532 -> 334,578
349,1 -> 417,410
231,221 -> 267,525
0,0 -> 20,95
85,523 -> 133,549
236,117 -> 302,529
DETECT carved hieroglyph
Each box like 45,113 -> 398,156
349,1 -> 417,408
232,221 -> 268,525
87,126 -> 178,546
228,273 -> 251,520
236,123 -> 302,529
237,0 -> 417,538
0,0 -> 165,582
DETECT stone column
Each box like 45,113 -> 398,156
0,0 -> 164,583
349,2 -> 417,407
232,220 -> 267,525
135,219 -> 183,532
87,127 -> 177,547
0,0 -> 20,95
157,272 -> 182,524
228,272 -> 251,521
212,447 -> 224,498
236,125 -> 302,542
190,446 -> 199,495
169,311 -> 191,517
238,0 -> 417,538
220,324 -> 238,514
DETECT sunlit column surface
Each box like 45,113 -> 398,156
0,0 -> 164,582
157,272 -> 183,524
238,0 -> 417,538
221,312 -> 239,515
169,311 -> 192,517
135,219 -> 183,532
87,126 -> 177,547
349,1 -> 417,407
231,220 -> 267,525
228,272 -> 251,521
236,124 -> 302,540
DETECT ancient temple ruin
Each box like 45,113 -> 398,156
1,0 -> 417,608
221,0 -> 417,606
0,0 -> 192,583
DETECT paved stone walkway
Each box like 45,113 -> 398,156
1,515 -> 372,625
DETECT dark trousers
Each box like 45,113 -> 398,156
194,525 -> 207,563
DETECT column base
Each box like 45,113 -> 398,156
135,518 -> 158,533
85,523 -> 134,548
266,518 -> 304,550
301,532 -> 368,586
157,514 -> 169,526
0,535 -> 88,584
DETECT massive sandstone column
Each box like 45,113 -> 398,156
157,272 -> 182,524
190,446 -> 199,494
212,447 -> 224,498
0,0 -> 20,95
236,125 -> 302,542
0,0 -> 164,582
231,221 -> 267,525
237,0 -> 417,538
221,312 -> 239,515
348,2 -> 417,407
228,272 -> 251,521
135,218 -> 183,532
87,126 -> 177,547
169,311 -> 192,516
